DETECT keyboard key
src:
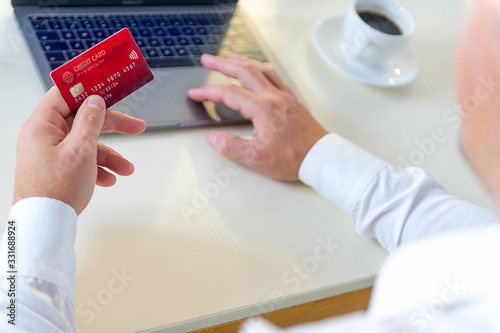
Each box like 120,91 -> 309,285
31,20 -> 48,30
147,58 -> 194,68
145,48 -> 159,57
46,52 -> 65,62
176,48 -> 188,56
183,27 -> 194,35
210,15 -> 225,25
135,39 -> 146,47
192,37 -> 203,45
70,41 -> 85,50
139,29 -> 151,37
185,17 -> 196,26
64,20 -> 80,30
141,18 -> 152,27
148,38 -> 160,47
97,19 -> 109,29
125,18 -> 139,27
86,40 -> 99,48
190,46 -> 202,55
177,38 -> 189,46
197,27 -> 208,35
154,28 -> 165,36
168,28 -> 180,36
206,36 -> 218,44
65,51 -> 81,59
163,38 -> 175,46
61,31 -> 76,39
93,30 -> 107,39
199,45 -> 216,55
161,48 -> 173,56
50,62 -> 65,70
41,41 -> 68,51
169,17 -> 182,26
112,18 -> 124,28
37,32 -> 59,41
128,29 -> 138,37
155,17 -> 167,27
49,20 -> 63,29
198,16 -> 209,25
78,31 -> 91,39
211,27 -> 222,35
82,19 -> 94,29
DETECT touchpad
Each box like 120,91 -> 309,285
202,101 -> 249,122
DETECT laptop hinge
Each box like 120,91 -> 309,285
121,0 -> 144,5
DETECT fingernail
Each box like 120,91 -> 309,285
86,95 -> 105,111
208,131 -> 220,147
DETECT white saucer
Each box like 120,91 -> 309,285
311,15 -> 419,87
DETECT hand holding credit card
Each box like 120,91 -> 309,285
51,28 -> 154,114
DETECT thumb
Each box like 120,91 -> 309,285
66,95 -> 106,156
208,131 -> 257,166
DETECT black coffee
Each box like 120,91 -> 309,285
358,11 -> 402,35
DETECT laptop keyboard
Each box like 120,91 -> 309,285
30,11 -> 267,71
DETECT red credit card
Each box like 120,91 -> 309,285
51,28 -> 154,114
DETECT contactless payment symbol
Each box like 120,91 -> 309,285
129,50 -> 139,60
62,71 -> 74,84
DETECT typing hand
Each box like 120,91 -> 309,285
189,53 -> 328,181
14,87 -> 147,215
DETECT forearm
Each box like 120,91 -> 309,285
299,133 -> 497,252
0,198 -> 77,332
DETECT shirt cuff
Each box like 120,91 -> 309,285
1,197 -> 77,305
298,133 -> 390,216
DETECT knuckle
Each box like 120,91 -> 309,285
71,139 -> 95,158
257,95 -> 274,109
239,63 -> 261,79
240,144 -> 260,164
78,107 -> 102,127
241,62 -> 257,73
258,94 -> 285,110
225,84 -> 240,94
262,66 -> 277,77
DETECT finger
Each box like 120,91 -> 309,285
97,143 -> 135,176
65,95 -> 106,157
200,53 -> 273,93
101,110 -> 147,135
188,84 -> 259,119
33,86 -> 72,119
208,131 -> 258,167
227,53 -> 293,93
96,167 -> 117,187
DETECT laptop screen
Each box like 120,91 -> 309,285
12,0 -> 238,7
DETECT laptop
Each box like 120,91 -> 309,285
12,0 -> 277,129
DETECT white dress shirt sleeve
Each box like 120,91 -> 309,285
0,197 -> 77,332
298,133 -> 497,252
241,133 -> 500,333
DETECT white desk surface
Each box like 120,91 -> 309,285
0,0 -> 493,332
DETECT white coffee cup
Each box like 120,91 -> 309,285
341,0 -> 415,65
